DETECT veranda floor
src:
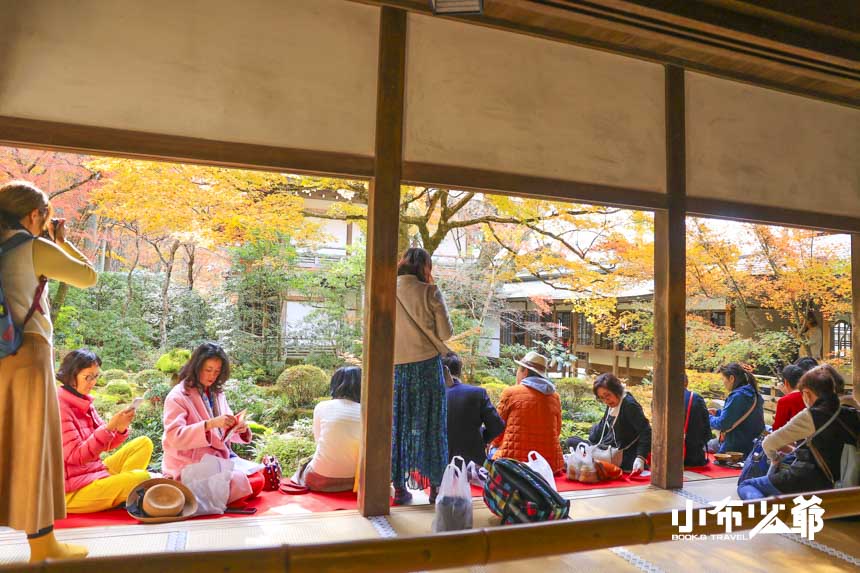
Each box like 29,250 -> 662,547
0,474 -> 857,572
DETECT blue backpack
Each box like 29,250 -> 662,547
0,233 -> 48,358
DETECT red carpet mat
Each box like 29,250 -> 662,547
685,454 -> 743,479
467,472 -> 653,498
55,489 -> 360,529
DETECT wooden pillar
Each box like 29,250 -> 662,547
852,235 -> 860,393
651,65 -> 687,489
358,6 -> 407,517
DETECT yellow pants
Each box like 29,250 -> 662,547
65,436 -> 153,513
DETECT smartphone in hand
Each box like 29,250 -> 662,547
125,397 -> 145,412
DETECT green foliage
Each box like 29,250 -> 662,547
253,433 -> 316,473
222,378 -> 270,426
50,272 -> 160,371
304,352 -> 346,372
92,392 -> 123,414
555,377 -> 594,412
144,381 -> 173,406
481,382 -> 508,405
472,366 -> 516,385
102,369 -> 128,382
686,371 -> 726,400
165,289 -> 216,350
289,417 -> 314,440
104,380 -> 133,398
133,369 -> 167,389
286,242 -> 366,360
276,365 -> 329,407
472,371 -> 505,387
686,315 -> 800,377
219,237 -> 297,380
128,402 -> 165,468
155,349 -> 191,375
561,419 -> 593,442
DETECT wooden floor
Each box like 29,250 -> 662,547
0,477 -> 858,571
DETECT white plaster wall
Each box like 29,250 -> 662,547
0,0 -> 379,156
686,72 -> 860,217
404,13 -> 666,192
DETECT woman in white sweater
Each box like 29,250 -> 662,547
297,366 -> 363,492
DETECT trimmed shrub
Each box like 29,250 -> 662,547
92,392 -> 122,414
155,349 -> 191,376
104,380 -> 133,399
276,365 -> 329,407
134,369 -> 167,389
253,433 -> 316,474
101,369 -> 128,382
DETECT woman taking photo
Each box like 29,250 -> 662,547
708,362 -> 765,457
162,342 -> 264,504
392,247 -> 454,505
58,349 -> 153,513
0,180 -> 97,562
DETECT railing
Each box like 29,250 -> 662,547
5,486 -> 859,573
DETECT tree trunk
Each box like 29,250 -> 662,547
159,240 -> 181,349
124,234 -> 141,317
184,244 -> 196,290
50,282 -> 69,322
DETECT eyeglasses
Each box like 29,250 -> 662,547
83,373 -> 102,383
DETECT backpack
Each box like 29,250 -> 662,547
482,457 -> 570,524
0,233 -> 48,358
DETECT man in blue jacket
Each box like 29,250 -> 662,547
442,353 -> 506,466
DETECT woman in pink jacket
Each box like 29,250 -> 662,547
57,350 -> 153,513
161,342 -> 263,504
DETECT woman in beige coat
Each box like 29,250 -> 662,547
391,247 -> 454,505
0,180 -> 97,562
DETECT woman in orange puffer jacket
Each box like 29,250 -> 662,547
491,351 -> 564,473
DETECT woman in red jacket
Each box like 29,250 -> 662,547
57,349 -> 152,513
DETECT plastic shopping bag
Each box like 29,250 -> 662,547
180,454 -> 233,516
574,443 -> 600,483
465,460 -> 489,487
564,446 -> 582,481
526,450 -> 558,491
433,456 -> 473,532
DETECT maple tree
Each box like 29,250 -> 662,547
686,218 -> 849,357
86,157 -> 317,348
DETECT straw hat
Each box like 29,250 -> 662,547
126,478 -> 198,524
514,351 -> 549,377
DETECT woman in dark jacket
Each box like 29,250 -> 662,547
708,363 -> 765,457
567,373 -> 652,473
683,374 -> 713,467
738,365 -> 860,500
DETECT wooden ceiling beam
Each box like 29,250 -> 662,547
350,0 -> 860,107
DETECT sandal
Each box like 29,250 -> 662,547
279,478 -> 309,495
